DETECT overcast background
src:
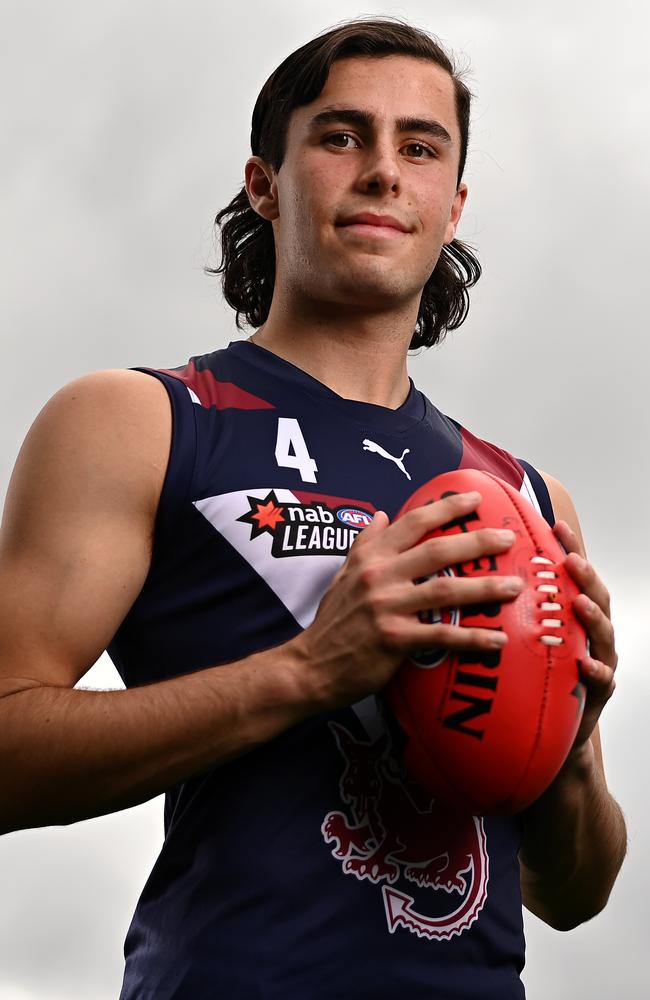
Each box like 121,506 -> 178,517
1,1 -> 647,997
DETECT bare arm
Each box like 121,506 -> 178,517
0,371 -> 522,834
0,370 -> 314,833
519,471 -> 627,929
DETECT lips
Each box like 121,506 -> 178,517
338,212 -> 411,233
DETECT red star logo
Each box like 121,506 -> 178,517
237,490 -> 287,539
252,499 -> 285,531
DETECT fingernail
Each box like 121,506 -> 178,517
497,530 -> 515,542
491,632 -> 508,646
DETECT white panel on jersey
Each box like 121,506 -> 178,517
194,489 -> 344,628
195,489 -> 387,742
352,694 -> 388,741
519,470 -> 542,515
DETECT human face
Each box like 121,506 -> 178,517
252,55 -> 467,312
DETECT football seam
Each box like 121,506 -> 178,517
503,646 -> 554,812
484,472 -> 556,807
392,469 -> 574,814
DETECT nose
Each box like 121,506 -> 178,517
356,141 -> 400,196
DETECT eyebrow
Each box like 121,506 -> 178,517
308,107 -> 453,146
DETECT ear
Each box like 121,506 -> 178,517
245,156 -> 280,222
443,182 -> 468,245
328,721 -> 354,753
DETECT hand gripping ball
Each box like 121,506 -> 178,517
383,468 -> 588,815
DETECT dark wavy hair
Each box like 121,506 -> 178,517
206,17 -> 481,349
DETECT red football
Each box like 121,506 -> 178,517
383,468 -> 587,815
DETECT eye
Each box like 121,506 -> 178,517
325,132 -> 360,149
402,142 -> 436,159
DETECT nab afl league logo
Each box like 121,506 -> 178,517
336,508 -> 373,528
411,568 -> 460,669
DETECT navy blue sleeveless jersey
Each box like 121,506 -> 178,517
109,340 -> 554,999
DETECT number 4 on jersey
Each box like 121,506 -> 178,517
275,417 -> 318,483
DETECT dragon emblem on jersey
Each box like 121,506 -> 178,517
321,722 -> 489,941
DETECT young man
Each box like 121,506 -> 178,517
0,18 -> 625,999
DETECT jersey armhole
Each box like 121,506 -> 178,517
131,367 -> 199,545
517,458 -> 555,528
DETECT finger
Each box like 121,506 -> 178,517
394,572 -> 523,613
553,519 -> 580,555
573,598 -> 617,670
380,616 -> 508,654
578,658 -> 617,708
565,555 -> 612,619
352,509 -> 390,547
403,621 -> 509,653
572,658 -> 616,747
385,491 -> 483,554
580,656 -> 616,685
395,526 -> 516,582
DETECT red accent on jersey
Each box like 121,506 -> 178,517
457,425 -> 524,488
159,361 -> 276,410
292,490 -> 377,513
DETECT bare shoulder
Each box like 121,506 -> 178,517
0,369 -> 172,691
33,366 -> 170,430
32,368 -> 170,483
7,368 -> 172,524
538,469 -> 587,554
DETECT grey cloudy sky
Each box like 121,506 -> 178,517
0,1 -> 647,997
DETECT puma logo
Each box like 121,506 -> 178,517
362,438 -> 412,480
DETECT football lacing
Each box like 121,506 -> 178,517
531,556 -> 564,645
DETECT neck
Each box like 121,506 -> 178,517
249,289 -> 418,410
